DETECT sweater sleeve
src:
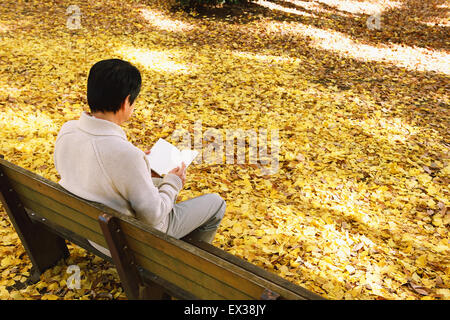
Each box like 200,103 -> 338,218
96,140 -> 182,227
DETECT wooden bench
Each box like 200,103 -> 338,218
0,155 -> 324,300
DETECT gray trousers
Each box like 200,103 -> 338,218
88,182 -> 225,257
165,193 -> 226,244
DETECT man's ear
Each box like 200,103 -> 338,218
120,95 -> 131,111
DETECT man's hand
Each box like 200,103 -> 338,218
169,162 -> 186,186
144,149 -> 162,178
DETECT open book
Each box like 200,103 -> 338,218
146,138 -> 199,176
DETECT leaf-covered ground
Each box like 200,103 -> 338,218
0,0 -> 449,300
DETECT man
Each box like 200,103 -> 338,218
54,59 -> 226,256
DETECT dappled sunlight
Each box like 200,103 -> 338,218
315,0 -> 402,15
139,8 -> 195,32
296,178 -> 377,226
255,0 -> 319,18
0,107 -> 58,136
279,0 -> 331,12
293,176 -> 449,284
260,0 -> 354,18
0,85 -> 23,98
420,20 -> 450,27
352,116 -> 418,144
0,22 -> 10,33
418,2 -> 450,27
224,187 -> 426,298
231,50 -> 296,63
1,0 -> 448,301
0,107 -> 58,158
256,0 -> 401,17
115,47 -> 196,74
264,20 -> 450,74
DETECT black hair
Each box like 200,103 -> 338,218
87,59 -> 142,113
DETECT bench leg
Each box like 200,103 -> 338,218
139,281 -> 171,300
98,213 -> 170,300
0,168 -> 70,279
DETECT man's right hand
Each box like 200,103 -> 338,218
169,162 -> 186,186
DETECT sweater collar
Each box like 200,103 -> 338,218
77,111 -> 127,139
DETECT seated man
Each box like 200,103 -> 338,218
54,58 -> 226,256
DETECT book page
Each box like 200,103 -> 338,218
146,138 -> 198,176
180,149 -> 199,167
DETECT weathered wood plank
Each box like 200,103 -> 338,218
139,268 -> 199,300
0,158 -> 324,300
17,192 -> 253,298
121,222 -> 304,299
126,235 -> 253,299
0,166 -> 69,276
18,196 -> 107,248
10,181 -> 100,234
7,171 -> 256,298
98,214 -> 149,300
26,211 -> 198,300
2,165 -> 108,221
6,171 -> 253,298
183,238 -> 325,300
133,251 -> 228,300
27,210 -> 113,262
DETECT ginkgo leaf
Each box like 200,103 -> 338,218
1,0 -> 448,301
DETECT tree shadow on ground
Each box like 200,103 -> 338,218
1,0 -> 449,299
177,0 -> 449,51
1,0 -> 448,148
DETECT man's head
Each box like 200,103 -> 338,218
87,59 -> 141,114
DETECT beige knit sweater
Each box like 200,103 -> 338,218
54,112 -> 182,255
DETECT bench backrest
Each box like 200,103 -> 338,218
0,157 -> 323,300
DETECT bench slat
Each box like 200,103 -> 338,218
10,181 -> 103,239
0,158 -> 323,300
6,171 -> 256,299
126,236 -> 253,299
18,196 -> 107,247
26,212 -> 198,300
5,170 -> 262,298
20,190 -> 252,299
121,221 -> 303,300
2,165 -> 106,221
8,178 -> 243,298
184,238 -> 324,300
134,251 -> 230,300
15,186 -> 258,299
